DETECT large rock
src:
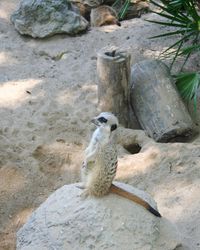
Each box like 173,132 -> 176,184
17,182 -> 181,250
11,0 -> 89,38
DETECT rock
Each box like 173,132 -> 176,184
11,0 -> 89,38
17,182 -> 181,250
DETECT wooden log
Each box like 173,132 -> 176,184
130,59 -> 195,142
97,47 -> 140,128
187,90 -> 200,130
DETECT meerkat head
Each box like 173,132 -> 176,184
91,112 -> 118,132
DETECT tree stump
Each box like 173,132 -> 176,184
130,59 -> 195,142
97,47 -> 140,128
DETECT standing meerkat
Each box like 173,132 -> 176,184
81,112 -> 161,217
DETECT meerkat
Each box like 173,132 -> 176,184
90,5 -> 121,27
80,112 -> 161,217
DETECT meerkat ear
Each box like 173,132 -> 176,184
111,124 -> 117,132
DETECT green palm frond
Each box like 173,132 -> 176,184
118,0 -> 130,20
148,0 -> 200,111
112,0 -> 131,20
175,72 -> 200,111
148,0 -> 200,67
179,44 -> 200,55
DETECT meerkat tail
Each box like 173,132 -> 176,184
110,184 -> 161,217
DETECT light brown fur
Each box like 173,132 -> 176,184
90,5 -> 120,27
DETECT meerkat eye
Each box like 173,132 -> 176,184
97,117 -> 108,123
111,124 -> 117,131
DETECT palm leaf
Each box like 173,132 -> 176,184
179,44 -> 200,56
175,72 -> 200,111
170,40 -> 183,69
149,29 -> 193,39
118,0 -> 130,19
149,0 -> 200,112
150,10 -> 191,23
146,19 -> 189,28
149,0 -> 200,67
160,31 -> 196,55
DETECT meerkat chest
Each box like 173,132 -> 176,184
84,126 -> 117,177
85,127 -> 110,158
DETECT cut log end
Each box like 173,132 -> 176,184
158,127 -> 195,143
105,50 -> 116,57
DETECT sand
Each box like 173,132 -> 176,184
0,1 -> 200,249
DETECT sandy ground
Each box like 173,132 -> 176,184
0,1 -> 200,249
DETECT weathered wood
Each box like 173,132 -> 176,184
130,59 -> 195,142
97,47 -> 140,128
187,89 -> 200,131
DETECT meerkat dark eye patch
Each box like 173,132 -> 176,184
97,117 -> 108,123
111,124 -> 117,131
